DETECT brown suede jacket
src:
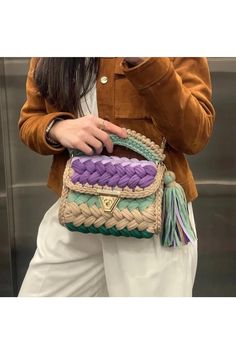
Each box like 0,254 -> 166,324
19,57 -> 215,202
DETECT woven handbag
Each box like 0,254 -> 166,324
58,129 -> 197,247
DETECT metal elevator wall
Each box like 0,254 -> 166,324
0,58 -> 235,297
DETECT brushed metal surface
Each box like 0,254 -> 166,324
193,195 -> 236,296
188,71 -> 236,181
189,63 -> 236,296
0,116 -> 5,192
4,72 -> 52,185
0,58 -> 14,296
208,57 -> 236,72
0,196 -> 13,296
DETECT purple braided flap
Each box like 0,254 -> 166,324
71,156 -> 157,189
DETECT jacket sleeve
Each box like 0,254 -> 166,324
122,57 -> 215,155
18,58 -> 75,155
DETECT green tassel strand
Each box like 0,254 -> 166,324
161,171 -> 197,247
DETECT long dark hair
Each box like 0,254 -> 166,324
34,58 -> 100,115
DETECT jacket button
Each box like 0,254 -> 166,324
100,76 -> 108,84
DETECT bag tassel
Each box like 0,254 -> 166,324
161,171 -> 197,247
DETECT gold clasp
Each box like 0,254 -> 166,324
96,189 -> 121,212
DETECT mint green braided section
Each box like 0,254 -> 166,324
68,191 -> 155,211
69,134 -> 161,162
116,194 -> 155,211
65,222 -> 154,239
68,192 -> 100,208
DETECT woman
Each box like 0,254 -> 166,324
18,57 -> 215,297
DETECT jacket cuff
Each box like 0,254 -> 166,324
121,57 -> 172,91
41,112 -> 74,154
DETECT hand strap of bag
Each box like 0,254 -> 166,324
69,129 -> 166,163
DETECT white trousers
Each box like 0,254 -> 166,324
18,199 -> 198,297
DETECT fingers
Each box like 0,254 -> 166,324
77,142 -> 94,155
85,135 -> 104,155
93,128 -> 113,153
97,118 -> 127,138
65,115 -> 128,156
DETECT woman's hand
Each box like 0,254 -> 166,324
49,115 -> 127,155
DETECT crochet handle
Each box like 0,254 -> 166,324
69,129 -> 165,163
